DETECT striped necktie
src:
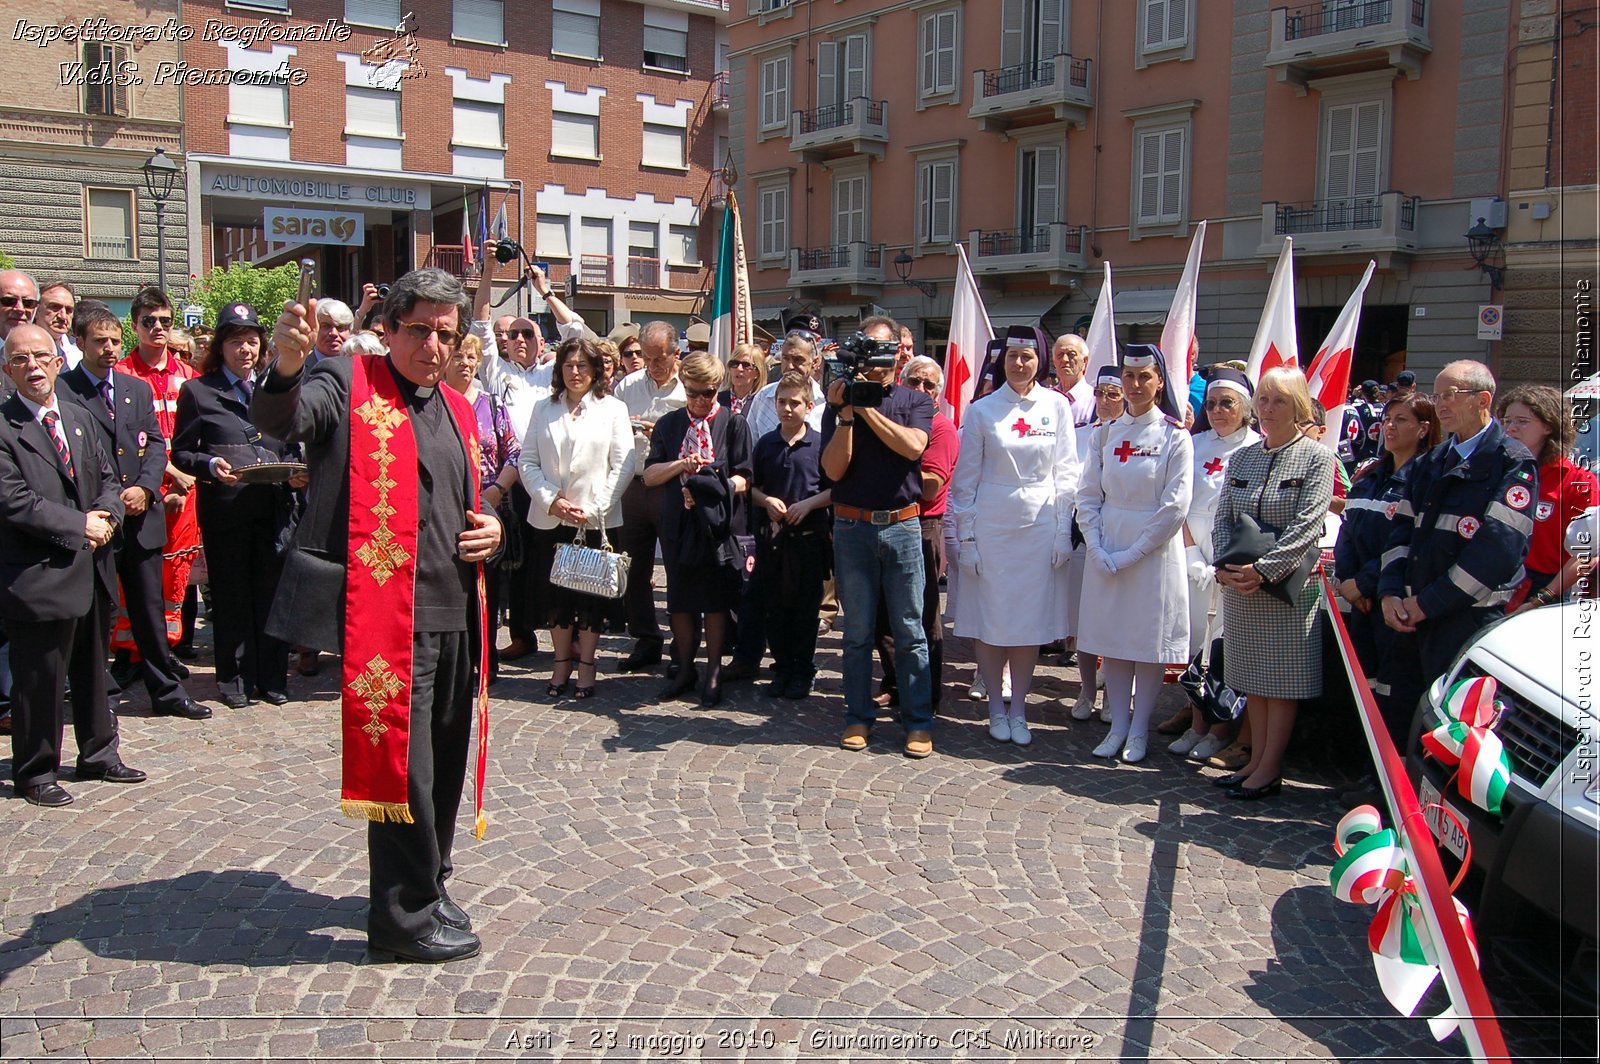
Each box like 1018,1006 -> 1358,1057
99,378 -> 115,418
42,411 -> 74,480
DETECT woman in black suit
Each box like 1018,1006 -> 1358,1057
171,303 -> 302,709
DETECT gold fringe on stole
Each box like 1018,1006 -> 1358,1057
475,811 -> 487,840
341,799 -> 415,824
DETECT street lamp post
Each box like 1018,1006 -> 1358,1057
142,147 -> 180,293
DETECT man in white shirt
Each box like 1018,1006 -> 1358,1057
745,333 -> 825,441
611,320 -> 687,671
34,282 -> 81,370
307,298 -> 354,369
1052,333 -> 1096,428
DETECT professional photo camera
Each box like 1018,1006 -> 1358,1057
824,331 -> 897,408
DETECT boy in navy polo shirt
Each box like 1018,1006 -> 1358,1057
750,373 -> 832,699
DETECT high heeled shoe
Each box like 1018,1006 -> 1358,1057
658,665 -> 697,701
545,659 -> 573,699
1226,778 -> 1282,801
699,676 -> 723,707
1213,772 -> 1249,788
573,659 -> 598,700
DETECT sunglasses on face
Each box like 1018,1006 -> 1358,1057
905,377 -> 940,392
684,386 -> 717,399
140,315 -> 173,329
728,360 -> 757,370
1204,397 -> 1240,410
0,295 -> 39,311
1094,388 -> 1124,400
510,329 -> 539,341
395,322 -> 459,348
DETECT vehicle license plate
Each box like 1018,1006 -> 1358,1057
1418,777 -> 1469,862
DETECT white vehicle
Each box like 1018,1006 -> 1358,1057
1407,601 -> 1598,1005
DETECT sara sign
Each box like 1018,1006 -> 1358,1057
263,206 -> 365,247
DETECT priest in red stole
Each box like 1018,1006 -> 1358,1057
253,268 -> 501,964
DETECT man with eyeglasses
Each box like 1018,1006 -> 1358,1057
0,270 -> 42,402
34,282 -> 81,370
744,333 -> 825,442
255,267 -> 502,964
1,323 -> 144,808
116,287 -> 203,660
1379,360 -> 1537,707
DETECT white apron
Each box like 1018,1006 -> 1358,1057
1076,407 -> 1193,664
1185,425 -> 1259,652
1063,418 -> 1102,639
948,383 -> 1080,647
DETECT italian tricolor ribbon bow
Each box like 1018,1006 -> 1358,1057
1420,676 -> 1512,816
1330,805 -> 1479,1041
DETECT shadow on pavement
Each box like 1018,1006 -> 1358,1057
0,869 -> 366,980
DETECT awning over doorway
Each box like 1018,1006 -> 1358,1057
984,293 -> 1062,329
1109,289 -> 1172,326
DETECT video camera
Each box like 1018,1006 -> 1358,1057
824,331 -> 897,408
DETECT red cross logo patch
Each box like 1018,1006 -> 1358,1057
1114,439 -> 1137,463
1203,457 -> 1224,476
1536,501 -> 1554,521
1385,501 -> 1398,520
1458,516 -> 1481,539
1505,485 -> 1532,510
1012,416 -> 1032,438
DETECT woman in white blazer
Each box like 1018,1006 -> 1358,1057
518,337 -> 636,700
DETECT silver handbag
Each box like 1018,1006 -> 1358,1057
550,524 -> 629,599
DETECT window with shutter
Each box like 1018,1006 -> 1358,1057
537,215 -> 571,259
82,42 -> 131,117
1322,99 -> 1384,226
1037,0 -> 1064,64
918,160 -> 957,245
759,184 -> 788,259
1139,0 -> 1190,55
642,124 -> 686,169
669,225 -> 700,265
347,87 -> 401,137
452,100 -> 503,148
346,0 -> 403,28
833,173 -> 868,245
1020,146 -> 1061,229
628,222 -> 658,256
643,27 -> 689,72
920,10 -> 959,98
1001,0 -> 1026,69
759,55 -> 789,130
842,34 -> 868,101
552,11 -> 600,58
1134,127 -> 1185,225
453,0 -> 504,45
231,82 -> 289,126
816,42 -> 838,110
86,188 -> 135,260
581,219 -> 612,257
552,112 -> 600,157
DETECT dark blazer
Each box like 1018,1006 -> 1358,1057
0,394 -> 123,622
252,356 -> 484,651
58,365 -> 168,553
170,369 -> 299,532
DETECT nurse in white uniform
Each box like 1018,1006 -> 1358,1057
1076,344 -> 1193,763
1168,368 -> 1259,758
1065,365 -> 1126,721
949,328 -> 1080,745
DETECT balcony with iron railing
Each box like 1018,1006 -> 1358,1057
967,222 -> 1088,280
788,242 -> 886,291
711,70 -> 730,114
968,54 -> 1093,132
427,243 -> 470,277
1266,0 -> 1431,91
579,254 -> 614,287
789,98 -> 889,163
1258,191 -> 1420,257
627,256 -> 661,289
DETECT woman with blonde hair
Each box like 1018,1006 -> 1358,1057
1211,366 -> 1337,800
643,352 -> 754,705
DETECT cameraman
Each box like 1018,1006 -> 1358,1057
821,315 -> 936,758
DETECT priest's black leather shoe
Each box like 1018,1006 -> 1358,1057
220,691 -> 251,710
436,896 -> 472,932
253,689 -> 290,706
75,762 -> 147,783
620,641 -> 662,672
368,924 -> 481,964
156,698 -> 213,720
21,782 -> 74,807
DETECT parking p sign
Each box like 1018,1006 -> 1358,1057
182,303 -> 204,329
1477,304 -> 1503,341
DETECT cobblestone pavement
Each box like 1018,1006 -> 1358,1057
0,594 -> 1543,1061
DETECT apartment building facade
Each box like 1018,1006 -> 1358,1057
728,0 -> 1533,385
182,0 -> 729,331
0,0 -> 189,313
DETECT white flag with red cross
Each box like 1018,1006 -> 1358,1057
940,243 -> 993,428
1306,260 -> 1376,450
1246,237 -> 1299,383
1159,219 -> 1206,418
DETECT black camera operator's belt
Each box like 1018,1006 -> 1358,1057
835,502 -> 921,526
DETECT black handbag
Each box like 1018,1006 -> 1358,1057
1215,440 -> 1318,604
1178,637 -> 1246,725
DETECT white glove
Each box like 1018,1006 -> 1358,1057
1110,549 -> 1139,572
1050,533 -> 1073,569
1088,546 -> 1117,575
1186,545 -> 1215,590
958,540 -> 980,575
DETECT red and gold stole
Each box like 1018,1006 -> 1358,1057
342,354 -> 492,838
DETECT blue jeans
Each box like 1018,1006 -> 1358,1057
833,516 -> 933,730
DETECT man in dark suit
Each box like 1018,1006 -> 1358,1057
255,268 -> 501,963
0,324 -> 144,807
58,304 -> 207,720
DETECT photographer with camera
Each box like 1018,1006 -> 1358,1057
821,315 -> 936,758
